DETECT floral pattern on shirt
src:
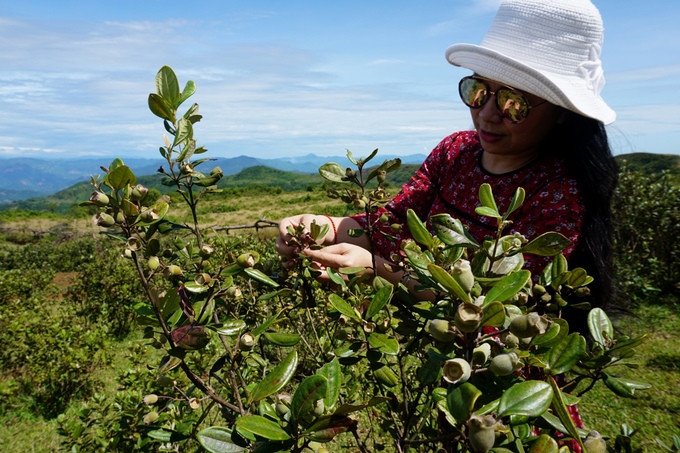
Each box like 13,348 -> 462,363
351,130 -> 585,275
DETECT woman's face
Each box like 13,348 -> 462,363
469,79 -> 564,162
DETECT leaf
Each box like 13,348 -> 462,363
447,382 -> 482,422
290,375 -> 328,424
497,380 -> 552,418
366,158 -> 401,182
209,319 -> 247,336
367,332 -> 399,355
234,415 -> 291,441
105,165 -> 136,191
528,434 -> 558,453
328,293 -> 362,322
603,374 -> 651,397
504,187 -> 526,221
372,364 -> 399,387
519,232 -> 571,256
243,267 -> 279,287
479,183 -> 499,212
334,396 -> 390,415
365,285 -> 393,320
475,206 -> 501,219
406,209 -> 434,250
303,415 -> 357,442
263,332 -> 301,346
544,333 -> 587,375
148,93 -> 175,122
156,65 -> 181,107
480,301 -> 505,327
547,375 -> 585,452
430,214 -> 480,247
197,426 -> 247,453
172,116 -> 193,149
588,308 -> 613,346
427,263 -> 471,303
178,80 -> 196,106
248,350 -> 298,404
317,358 -> 342,410
252,311 -> 282,336
484,270 -> 531,304
318,162 -> 347,183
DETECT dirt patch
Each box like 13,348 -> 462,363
52,271 -> 80,289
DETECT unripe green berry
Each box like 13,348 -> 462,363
239,332 -> 256,351
147,256 -> 161,271
468,414 -> 497,453
89,191 -> 110,207
583,430 -> 606,453
489,352 -> 521,376
428,319 -> 456,342
442,358 -> 472,384
143,394 -> 158,405
452,259 -> 474,293
236,253 -> 256,268
454,302 -> 482,333
143,411 -> 159,424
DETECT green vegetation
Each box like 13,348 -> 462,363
1,67 -> 678,453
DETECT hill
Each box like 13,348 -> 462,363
0,153 -> 427,203
615,152 -> 680,176
0,163 -> 421,215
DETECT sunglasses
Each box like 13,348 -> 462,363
458,76 -> 547,124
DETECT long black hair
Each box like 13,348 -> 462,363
552,112 -> 619,327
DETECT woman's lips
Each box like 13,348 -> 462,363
479,129 -> 503,143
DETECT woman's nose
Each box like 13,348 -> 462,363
478,94 -> 502,122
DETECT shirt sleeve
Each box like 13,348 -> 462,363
350,134 -> 456,262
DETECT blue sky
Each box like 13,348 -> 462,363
1,0 -> 679,161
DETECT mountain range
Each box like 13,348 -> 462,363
0,153 -> 428,204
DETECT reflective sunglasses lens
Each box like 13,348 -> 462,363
459,78 -> 488,108
496,89 -> 530,123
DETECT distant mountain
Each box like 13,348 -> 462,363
0,153 -> 427,203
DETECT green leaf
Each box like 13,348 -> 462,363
172,116 -> 193,149
484,270 -> 530,304
544,333 -> 587,375
406,209 -> 434,250
372,364 -> 399,387
367,332 -> 399,355
317,358 -> 342,410
503,187 -> 526,221
148,93 -> 175,122
334,396 -> 390,416
366,157 -> 401,182
263,332 -> 301,346
178,80 -> 196,106
156,65 -> 181,106
234,415 -> 291,441
427,263 -> 471,303
303,415 -> 357,442
197,426 -> 247,453
253,311 -> 282,336
588,307 -> 613,346
497,380 -> 552,418
208,319 -> 247,336
547,375 -> 585,452
365,285 -> 393,320
447,382 -> 482,423
480,301 -> 505,327
603,374 -> 651,397
430,214 -> 480,247
318,162 -> 347,182
248,350 -> 298,404
475,206 -> 501,219
243,267 -> 279,287
519,233 -> 571,256
328,294 -> 362,322
105,165 -> 136,191
290,375 -> 328,424
479,183 -> 499,212
527,434 -> 558,453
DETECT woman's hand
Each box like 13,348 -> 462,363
276,214 -> 336,267
301,243 -> 375,282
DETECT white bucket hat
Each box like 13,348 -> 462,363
446,0 -> 616,124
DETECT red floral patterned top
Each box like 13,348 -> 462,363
351,130 -> 585,275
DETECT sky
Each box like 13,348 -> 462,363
0,0 -> 679,162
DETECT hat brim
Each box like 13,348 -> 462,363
446,43 -> 616,125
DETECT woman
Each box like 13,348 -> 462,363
276,0 -> 618,319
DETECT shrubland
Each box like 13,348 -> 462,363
0,67 -> 678,453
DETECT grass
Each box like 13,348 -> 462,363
577,300 -> 680,450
